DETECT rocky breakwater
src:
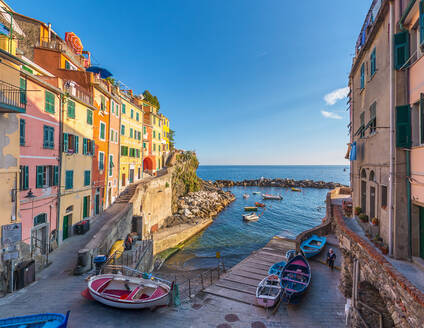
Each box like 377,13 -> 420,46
214,177 -> 346,189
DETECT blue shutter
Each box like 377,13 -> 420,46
54,166 -> 59,186
36,166 -> 43,188
420,0 -> 424,45
63,133 -> 68,152
360,64 -> 365,89
396,105 -> 411,148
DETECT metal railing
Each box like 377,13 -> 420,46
63,83 -> 92,105
355,0 -> 385,54
104,238 -> 152,269
0,80 -> 26,112
37,40 -> 87,69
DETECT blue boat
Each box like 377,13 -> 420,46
268,261 -> 286,276
300,235 -> 327,258
280,254 -> 311,302
0,312 -> 69,328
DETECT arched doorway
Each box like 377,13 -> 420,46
32,213 -> 48,255
143,157 -> 154,171
361,169 -> 367,213
369,171 -> 376,219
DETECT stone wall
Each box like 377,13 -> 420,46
295,218 -> 332,252
332,202 -> 424,327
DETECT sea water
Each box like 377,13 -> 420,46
165,165 -> 349,270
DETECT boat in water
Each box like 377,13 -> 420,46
262,194 -> 283,200
280,254 -> 311,302
86,266 -> 172,309
243,194 -> 250,199
256,275 -> 282,308
268,261 -> 286,276
244,206 -> 258,211
0,312 -> 70,328
243,213 -> 259,221
300,235 -> 327,258
291,187 -> 301,192
252,191 -> 261,195
255,202 -> 265,207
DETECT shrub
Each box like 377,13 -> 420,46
354,207 -> 362,216
358,213 -> 369,223
371,217 -> 378,225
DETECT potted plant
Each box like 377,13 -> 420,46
354,207 -> 362,216
371,217 -> 378,226
380,244 -> 389,255
359,213 -> 369,223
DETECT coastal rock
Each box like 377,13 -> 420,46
213,178 -> 346,189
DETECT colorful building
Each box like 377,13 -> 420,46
143,103 -> 163,172
119,90 -> 143,191
142,104 -> 155,174
160,114 -> 170,164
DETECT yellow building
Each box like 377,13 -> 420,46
160,114 -> 170,156
59,84 -> 95,242
119,91 -> 144,192
148,104 -> 163,171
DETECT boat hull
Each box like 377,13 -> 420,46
300,235 -> 327,259
280,254 -> 311,302
89,289 -> 170,309
262,194 -> 282,200
256,275 -> 281,308
0,313 -> 69,328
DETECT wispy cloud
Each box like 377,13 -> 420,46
321,110 -> 342,120
256,51 -> 269,58
324,87 -> 349,106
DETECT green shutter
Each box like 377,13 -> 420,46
100,123 -> 105,139
136,112 -> 139,121
84,170 -> 90,186
20,119 -> 25,146
75,135 -> 79,153
65,170 -> 73,189
92,139 -> 95,155
396,105 -> 411,148
370,48 -> 376,76
87,109 -> 93,125
83,138 -> 87,155
45,91 -> 55,113
63,132 -> 68,152
360,63 -> 365,89
421,93 -> 424,144
53,166 -> 59,186
394,31 -> 410,70
36,166 -> 43,188
43,126 -> 48,148
67,100 -> 75,119
20,78 -> 27,105
420,0 -> 424,45
130,128 -> 133,138
24,166 -> 29,190
122,103 -> 126,114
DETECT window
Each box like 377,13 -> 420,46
109,155 -> 113,177
370,48 -> 376,76
394,31 -> 410,70
67,100 -> 75,119
153,144 -> 156,151
122,103 -> 126,114
143,142 -> 146,150
153,131 -> 156,139
136,112 -> 139,121
45,91 -> 55,113
87,109 -> 93,125
83,138 -> 94,155
43,126 -> 55,149
131,108 -> 134,118
420,0 -> 424,45
20,119 -> 25,146
360,112 -> 365,138
121,146 -> 128,156
396,105 -> 411,148
121,125 -> 125,135
36,166 -> 58,188
369,102 -> 376,134
62,133 -> 79,153
20,78 -> 26,105
65,60 -> 71,70
381,185 -> 388,208
159,133 -> 161,140
100,95 -> 106,111
130,128 -> 133,138
360,63 -> 365,89
143,126 -> 146,134
111,100 -> 114,114
99,152 -> 105,170
421,93 -> 424,144
65,170 -> 73,189
19,165 -> 29,190
84,170 -> 91,186
100,122 -> 106,140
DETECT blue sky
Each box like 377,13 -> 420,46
11,1 -> 370,165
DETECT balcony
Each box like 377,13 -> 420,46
63,82 -> 92,105
355,0 -> 385,55
0,80 -> 26,113
36,40 -> 89,70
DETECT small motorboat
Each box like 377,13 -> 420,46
262,194 -> 283,200
243,213 -> 259,221
87,268 -> 172,309
243,194 -> 250,199
244,206 -> 258,211
255,202 -> 266,207
0,312 -> 70,328
300,235 -> 327,258
252,191 -> 261,195
268,261 -> 286,276
280,254 -> 311,302
291,187 -> 301,192
256,275 -> 282,308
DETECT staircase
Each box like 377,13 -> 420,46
115,183 -> 138,203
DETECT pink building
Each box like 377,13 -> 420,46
19,73 -> 61,257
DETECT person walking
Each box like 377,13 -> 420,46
327,248 -> 336,270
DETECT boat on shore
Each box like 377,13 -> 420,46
268,261 -> 286,276
243,194 -> 250,199
256,275 -> 282,308
262,194 -> 282,200
86,266 -> 172,309
291,187 -> 301,192
300,235 -> 327,258
0,312 -> 70,328
243,213 -> 259,221
280,254 -> 311,302
244,206 -> 258,211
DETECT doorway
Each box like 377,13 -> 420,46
370,186 -> 375,219
129,169 -> 134,183
95,192 -> 100,215
63,214 -> 71,241
83,195 -> 90,218
108,188 -> 112,206
122,173 -> 126,187
31,213 -> 48,255
361,180 -> 367,213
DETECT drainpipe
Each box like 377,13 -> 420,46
56,93 -> 64,246
389,0 -> 395,257
399,0 -> 417,31
406,63 -> 412,259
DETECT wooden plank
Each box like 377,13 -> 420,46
237,261 -> 269,271
229,270 -> 265,281
214,280 -> 256,295
245,257 -> 279,266
203,285 -> 258,306
231,265 -> 268,276
222,275 -> 260,287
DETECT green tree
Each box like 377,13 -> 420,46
142,90 -> 160,110
168,129 -> 175,150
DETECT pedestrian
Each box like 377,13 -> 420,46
327,248 -> 336,270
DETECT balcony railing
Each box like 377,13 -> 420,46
355,0 -> 385,55
63,82 -> 92,105
0,80 -> 26,113
36,40 -> 88,69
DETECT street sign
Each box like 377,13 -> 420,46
2,223 -> 22,247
